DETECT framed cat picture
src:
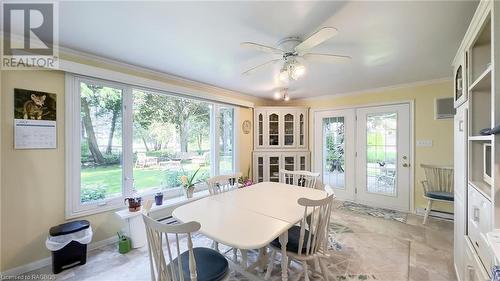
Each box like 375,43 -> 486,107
14,89 -> 57,149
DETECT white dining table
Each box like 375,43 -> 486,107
172,182 -> 328,281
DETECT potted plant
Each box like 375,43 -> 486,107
154,190 -> 164,206
181,167 -> 201,199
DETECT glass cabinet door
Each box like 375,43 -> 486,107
269,113 -> 279,146
269,156 -> 280,182
284,113 -> 294,146
455,65 -> 463,101
299,113 -> 305,146
257,156 -> 264,182
258,113 -> 263,146
300,156 -> 306,171
284,156 -> 295,171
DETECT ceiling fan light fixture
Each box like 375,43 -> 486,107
279,66 -> 289,82
274,90 -> 282,99
291,63 -> 306,80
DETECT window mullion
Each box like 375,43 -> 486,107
212,105 -> 221,176
122,87 -> 134,197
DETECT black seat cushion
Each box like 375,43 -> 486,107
270,225 -> 312,254
425,191 -> 454,201
172,247 -> 228,281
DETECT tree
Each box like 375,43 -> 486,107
189,111 -> 210,154
219,108 -> 233,155
80,84 -> 105,164
134,90 -> 210,153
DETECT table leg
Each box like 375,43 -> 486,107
279,232 -> 289,281
258,247 -> 268,272
241,249 -> 248,270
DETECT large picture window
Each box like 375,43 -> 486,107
66,76 -> 237,217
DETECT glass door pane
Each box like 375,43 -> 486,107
365,112 -> 397,196
300,113 -> 305,146
284,113 -> 294,146
257,157 -> 264,183
300,156 -> 306,170
269,113 -> 279,146
258,113 -> 263,146
269,156 -> 280,182
284,156 -> 295,171
322,117 -> 345,189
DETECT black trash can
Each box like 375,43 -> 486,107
47,220 -> 91,274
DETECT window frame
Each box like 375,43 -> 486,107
65,74 -> 237,218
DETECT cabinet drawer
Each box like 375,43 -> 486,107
464,237 -> 489,281
467,185 -> 492,270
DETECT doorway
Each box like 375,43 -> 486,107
313,103 -> 412,211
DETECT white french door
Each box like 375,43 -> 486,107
314,103 -> 411,211
314,109 -> 356,201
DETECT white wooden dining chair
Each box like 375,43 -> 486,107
265,194 -> 335,281
142,214 -> 229,281
421,164 -> 454,224
279,169 -> 320,189
205,173 -> 248,267
206,173 -> 242,195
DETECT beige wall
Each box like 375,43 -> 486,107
283,80 -> 454,213
0,69 -> 257,272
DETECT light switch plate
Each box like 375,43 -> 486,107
416,140 -> 433,147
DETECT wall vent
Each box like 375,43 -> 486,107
435,97 -> 455,119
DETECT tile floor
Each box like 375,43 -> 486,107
23,202 -> 454,281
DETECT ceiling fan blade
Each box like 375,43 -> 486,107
295,27 -> 338,54
242,59 -> 281,75
302,53 -> 351,63
240,42 -> 283,54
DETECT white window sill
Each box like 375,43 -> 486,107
115,189 -> 210,220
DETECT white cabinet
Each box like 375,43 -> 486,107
253,107 -> 310,182
464,238 -> 490,281
254,107 -> 308,150
467,185 -> 492,271
454,1 -> 498,279
253,152 -> 310,183
454,102 -> 468,281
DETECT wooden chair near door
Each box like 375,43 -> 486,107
420,164 -> 454,224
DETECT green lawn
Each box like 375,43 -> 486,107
81,156 -> 233,200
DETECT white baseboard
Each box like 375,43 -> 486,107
415,207 -> 454,220
1,236 -> 118,277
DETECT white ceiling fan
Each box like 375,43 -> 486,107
241,27 -> 351,81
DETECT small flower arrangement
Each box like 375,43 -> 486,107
180,167 -> 201,198
239,167 -> 253,187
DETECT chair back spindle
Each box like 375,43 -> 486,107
206,173 -> 242,195
279,169 -> 320,189
420,164 -> 454,193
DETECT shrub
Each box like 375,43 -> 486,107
81,186 -> 106,203
162,170 -> 184,188
103,153 -> 121,165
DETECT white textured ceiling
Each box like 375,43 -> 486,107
58,1 -> 478,100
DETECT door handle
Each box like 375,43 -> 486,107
459,120 -> 464,132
